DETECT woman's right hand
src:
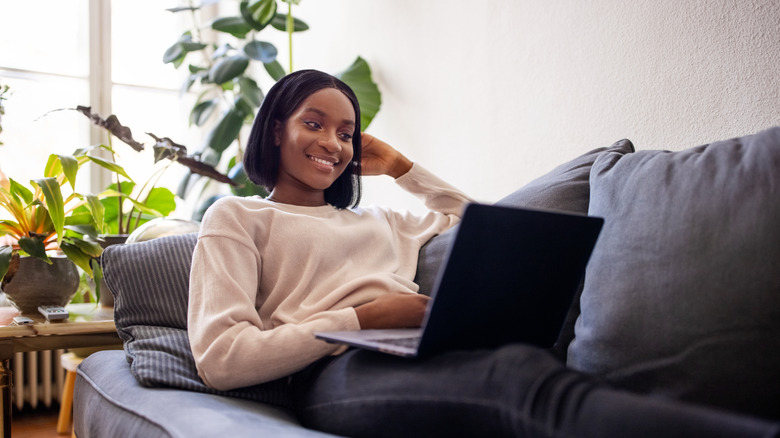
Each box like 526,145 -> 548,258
354,293 -> 430,329
360,133 -> 413,179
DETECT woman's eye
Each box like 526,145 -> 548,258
339,132 -> 353,141
304,121 -> 321,129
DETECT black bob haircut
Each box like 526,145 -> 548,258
243,69 -> 362,209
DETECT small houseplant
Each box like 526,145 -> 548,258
0,151 -> 107,313
1,105 -> 234,310
68,106 -> 235,305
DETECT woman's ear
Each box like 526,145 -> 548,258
273,120 -> 282,146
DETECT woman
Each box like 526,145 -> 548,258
188,69 -> 471,389
188,70 -> 726,437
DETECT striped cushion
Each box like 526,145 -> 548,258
101,233 -> 292,408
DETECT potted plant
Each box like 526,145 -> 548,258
0,151 -> 107,315
1,104 -> 234,312
69,106 -> 235,306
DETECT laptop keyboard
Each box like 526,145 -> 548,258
376,336 -> 421,349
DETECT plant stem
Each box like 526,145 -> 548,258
287,1 -> 293,72
128,160 -> 173,233
108,136 -> 125,235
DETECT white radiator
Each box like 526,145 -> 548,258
11,349 -> 65,411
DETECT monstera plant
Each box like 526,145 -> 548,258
163,0 -> 382,202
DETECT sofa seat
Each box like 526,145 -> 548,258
74,350 -> 340,437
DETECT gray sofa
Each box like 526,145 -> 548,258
74,128 -> 780,437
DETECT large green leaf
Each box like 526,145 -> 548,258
82,193 -> 105,234
243,41 -> 277,63
65,236 -> 102,258
270,13 -> 309,32
190,98 -> 219,127
9,178 -> 33,205
97,183 -> 134,235
247,0 -> 277,26
234,95 -> 256,119
91,259 -> 103,301
237,76 -> 264,107
264,60 -> 286,81
85,154 -> 134,181
0,245 -> 12,281
142,187 -> 177,217
32,177 -> 64,245
337,56 -> 382,130
60,240 -> 94,276
45,154 -> 79,190
205,108 -> 245,153
228,162 -> 269,197
209,54 -> 250,84
163,43 -> 185,65
240,0 -> 268,31
163,32 -> 206,64
96,184 -> 176,234
0,221 -> 21,236
211,17 -> 253,39
18,235 -> 50,263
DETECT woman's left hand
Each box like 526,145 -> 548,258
360,133 -> 413,178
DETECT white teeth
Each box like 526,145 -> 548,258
310,156 -> 336,166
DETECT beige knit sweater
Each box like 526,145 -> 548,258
188,164 -> 472,390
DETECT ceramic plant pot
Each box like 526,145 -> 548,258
1,255 -> 80,316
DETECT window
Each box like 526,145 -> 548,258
0,1 -> 200,215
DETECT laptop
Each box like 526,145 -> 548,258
315,203 -> 603,358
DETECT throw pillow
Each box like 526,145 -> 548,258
567,126 -> 780,420
102,233 -> 293,408
414,139 -> 635,359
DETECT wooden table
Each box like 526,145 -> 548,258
0,304 -> 122,437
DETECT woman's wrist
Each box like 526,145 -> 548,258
388,155 -> 413,179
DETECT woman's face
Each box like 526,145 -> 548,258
272,87 -> 356,206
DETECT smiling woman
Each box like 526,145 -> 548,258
244,70 -> 365,209
271,88 -> 356,206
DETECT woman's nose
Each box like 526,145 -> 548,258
318,133 -> 342,152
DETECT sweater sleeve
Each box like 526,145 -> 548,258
377,163 -> 474,249
188,202 -> 360,390
395,163 -> 474,216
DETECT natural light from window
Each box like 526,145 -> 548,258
0,1 -> 203,220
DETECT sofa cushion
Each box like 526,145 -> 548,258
101,233 -> 293,408
567,126 -> 780,419
415,139 -> 635,358
75,350 -> 340,437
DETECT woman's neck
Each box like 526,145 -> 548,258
266,188 -> 326,206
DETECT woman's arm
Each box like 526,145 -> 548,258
353,134 -> 473,330
361,133 -> 473,216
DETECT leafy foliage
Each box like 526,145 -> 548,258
0,151 -> 106,283
163,0 -> 382,201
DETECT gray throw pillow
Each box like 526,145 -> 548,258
102,234 -> 293,408
414,139 -> 635,359
567,126 -> 780,420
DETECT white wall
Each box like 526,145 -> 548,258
267,0 -> 780,211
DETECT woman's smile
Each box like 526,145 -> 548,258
308,154 -> 341,171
